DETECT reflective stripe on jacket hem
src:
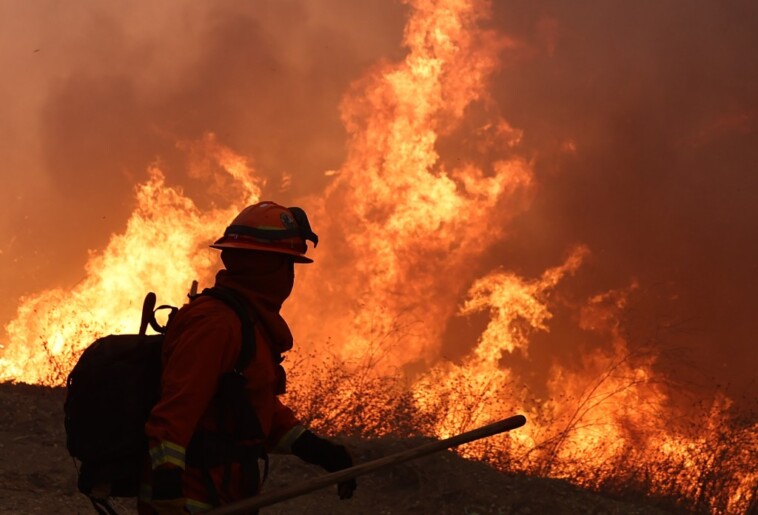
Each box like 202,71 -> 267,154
186,497 -> 214,513
139,483 -> 214,513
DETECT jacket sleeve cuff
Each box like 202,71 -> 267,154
272,424 -> 308,454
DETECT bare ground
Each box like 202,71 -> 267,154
0,383 -> 676,515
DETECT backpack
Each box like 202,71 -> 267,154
64,286 -> 261,513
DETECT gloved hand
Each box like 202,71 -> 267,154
151,467 -> 187,514
291,430 -> 357,499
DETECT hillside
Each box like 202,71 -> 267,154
0,383 -> 676,514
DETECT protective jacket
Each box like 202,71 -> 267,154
140,267 -> 305,513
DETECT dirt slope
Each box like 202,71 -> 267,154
0,383 -> 675,514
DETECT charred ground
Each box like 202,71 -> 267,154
0,382 -> 682,515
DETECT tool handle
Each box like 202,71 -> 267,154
208,414 -> 527,515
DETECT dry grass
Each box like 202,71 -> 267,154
283,351 -> 758,515
33,321 -> 758,514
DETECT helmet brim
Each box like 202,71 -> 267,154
210,241 -> 313,263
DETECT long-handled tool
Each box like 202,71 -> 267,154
208,414 -> 527,515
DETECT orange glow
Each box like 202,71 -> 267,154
1,0 -> 755,512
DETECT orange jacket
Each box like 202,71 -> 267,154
141,272 -> 303,512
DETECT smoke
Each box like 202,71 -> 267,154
0,0 -> 406,323
483,0 -> 758,401
2,0 -> 756,403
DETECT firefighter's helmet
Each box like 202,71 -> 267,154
211,202 -> 318,263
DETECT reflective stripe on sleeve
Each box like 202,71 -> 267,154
273,424 -> 308,453
149,440 -> 187,469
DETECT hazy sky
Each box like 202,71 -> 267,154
1,0 -> 756,399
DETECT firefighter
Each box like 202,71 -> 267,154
139,201 -> 356,514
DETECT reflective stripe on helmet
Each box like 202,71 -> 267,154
224,224 -> 301,241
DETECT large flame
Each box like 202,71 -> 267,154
1,0 -> 755,513
0,134 -> 259,384
289,0 -> 532,370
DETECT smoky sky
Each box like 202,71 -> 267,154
0,0 -> 407,320
484,1 -> 758,401
1,1 -> 756,400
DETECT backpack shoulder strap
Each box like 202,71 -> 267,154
199,286 -> 256,373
